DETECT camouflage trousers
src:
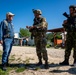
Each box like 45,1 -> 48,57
34,37 -> 48,61
65,32 -> 76,61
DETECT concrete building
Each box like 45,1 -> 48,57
14,32 -> 35,46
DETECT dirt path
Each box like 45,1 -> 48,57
0,46 -> 76,75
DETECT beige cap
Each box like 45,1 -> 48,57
6,12 -> 15,16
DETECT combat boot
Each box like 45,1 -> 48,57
59,60 -> 69,65
36,59 -> 42,66
44,60 -> 49,69
2,64 -> 7,71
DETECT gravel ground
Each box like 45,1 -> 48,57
0,46 -> 76,75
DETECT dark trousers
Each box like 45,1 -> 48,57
65,32 -> 76,61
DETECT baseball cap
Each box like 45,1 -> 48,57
6,12 -> 15,16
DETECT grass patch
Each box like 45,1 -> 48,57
34,67 -> 40,71
9,55 -> 15,62
15,67 -> 26,73
0,69 -> 9,75
9,58 -> 15,61
30,58 -> 34,60
24,58 -> 30,64
0,67 -> 18,75
46,44 -> 51,48
16,57 -> 22,62
0,51 -> 28,74
0,50 -> 2,63
0,50 -> 2,55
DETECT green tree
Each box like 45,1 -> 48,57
46,33 -> 54,42
19,28 -> 31,38
46,32 -> 62,42
55,32 -> 62,39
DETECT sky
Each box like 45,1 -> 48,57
0,0 -> 76,32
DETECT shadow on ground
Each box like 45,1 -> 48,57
0,63 -> 60,70
0,63 -> 76,74
50,66 -> 76,75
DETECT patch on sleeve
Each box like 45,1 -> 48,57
42,18 -> 46,22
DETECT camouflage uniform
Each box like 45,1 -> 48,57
33,17 -> 48,61
31,9 -> 49,69
64,14 -> 76,61
60,8 -> 76,65
65,32 -> 76,61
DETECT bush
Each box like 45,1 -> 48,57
54,44 -> 61,49
55,35 -> 62,39
46,44 -> 51,48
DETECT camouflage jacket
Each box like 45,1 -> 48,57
63,15 -> 76,32
32,17 -> 48,38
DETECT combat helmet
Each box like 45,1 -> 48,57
33,9 -> 42,15
69,5 -> 76,10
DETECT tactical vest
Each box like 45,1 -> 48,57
33,17 -> 43,25
65,16 -> 76,32
33,17 -> 47,32
3,20 -> 14,38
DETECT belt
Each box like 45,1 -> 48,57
3,36 -> 14,39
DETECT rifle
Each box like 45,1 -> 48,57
63,12 -> 76,31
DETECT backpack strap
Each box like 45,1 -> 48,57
3,20 -> 8,27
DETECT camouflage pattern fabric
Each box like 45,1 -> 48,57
33,17 -> 48,61
65,32 -> 76,60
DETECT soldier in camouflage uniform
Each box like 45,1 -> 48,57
31,9 -> 49,69
60,5 -> 76,65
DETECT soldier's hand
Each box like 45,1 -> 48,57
30,26 -> 36,29
0,40 -> 3,44
26,26 -> 33,28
